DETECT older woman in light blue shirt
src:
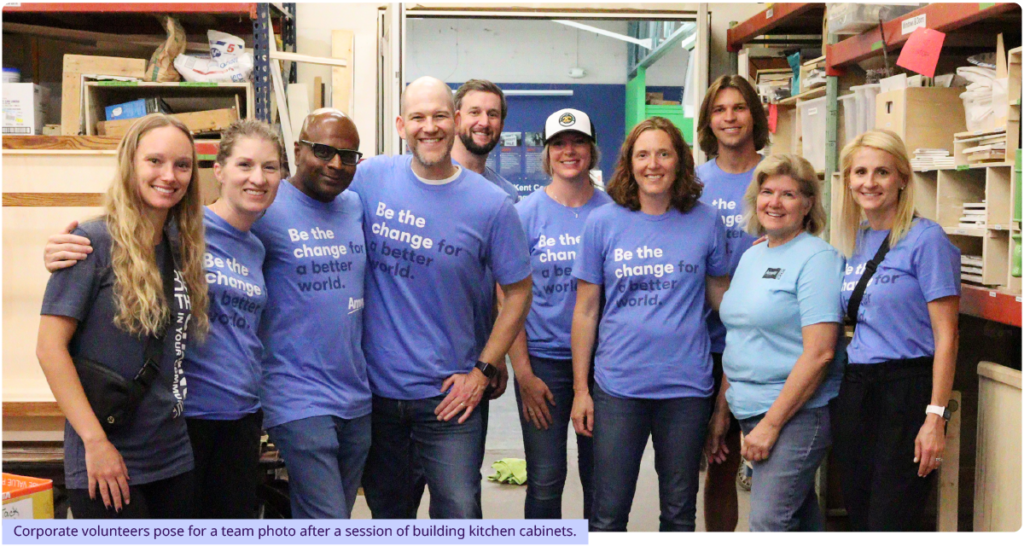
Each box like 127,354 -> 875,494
707,154 -> 844,532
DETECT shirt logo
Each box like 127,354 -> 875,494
559,113 -> 575,126
763,268 -> 784,280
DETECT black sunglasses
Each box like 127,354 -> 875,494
299,140 -> 363,166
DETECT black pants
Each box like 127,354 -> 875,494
186,411 -> 263,519
68,471 -> 193,519
831,357 -> 936,531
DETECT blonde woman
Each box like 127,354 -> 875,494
832,130 -> 960,531
37,114 -> 208,518
710,154 -> 844,531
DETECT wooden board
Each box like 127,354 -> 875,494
286,84 -> 310,145
61,55 -> 146,136
96,108 -> 239,138
314,77 -> 324,110
331,30 -> 355,115
3,136 -> 120,151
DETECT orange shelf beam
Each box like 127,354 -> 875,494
960,284 -> 1022,327
827,3 -> 1020,72
727,3 -> 818,53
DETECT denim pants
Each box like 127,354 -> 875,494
738,405 -> 830,532
514,356 -> 594,519
267,413 -> 371,519
590,385 -> 711,532
362,394 -> 485,519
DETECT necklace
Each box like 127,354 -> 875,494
545,186 -> 590,218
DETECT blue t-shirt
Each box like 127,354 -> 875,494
41,220 -> 193,488
573,202 -> 729,399
251,181 -> 372,428
184,208 -> 267,420
471,164 -> 520,353
719,232 -> 845,420
351,155 -> 532,400
841,218 -> 961,364
483,166 -> 520,204
517,188 -> 613,360
697,158 -> 759,353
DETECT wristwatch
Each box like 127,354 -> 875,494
926,404 -> 951,421
474,360 -> 498,380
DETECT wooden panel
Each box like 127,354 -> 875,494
3,193 -> 104,207
2,153 -> 117,193
3,402 -> 61,418
975,361 -> 1022,531
61,54 -> 147,136
3,136 -> 120,151
2,207 -> 103,403
96,107 -> 239,138
331,30 -> 355,116
937,390 -> 962,531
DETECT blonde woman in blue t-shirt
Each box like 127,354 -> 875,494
711,154 -> 844,531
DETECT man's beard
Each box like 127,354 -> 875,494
459,130 -> 500,156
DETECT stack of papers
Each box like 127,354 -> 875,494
959,202 -> 987,228
911,148 -> 955,170
961,255 -> 984,284
956,129 -> 1007,164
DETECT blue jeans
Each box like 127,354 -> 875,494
267,413 -> 371,519
739,405 -> 830,532
362,394 -> 485,519
591,385 -> 711,532
514,356 -> 594,519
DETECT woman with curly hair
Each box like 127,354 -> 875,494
37,113 -> 209,518
570,117 -> 730,531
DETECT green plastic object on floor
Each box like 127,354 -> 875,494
488,458 -> 527,485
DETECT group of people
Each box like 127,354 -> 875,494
37,72 -> 961,532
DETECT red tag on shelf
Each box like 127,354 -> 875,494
768,103 -> 778,133
896,27 -> 946,78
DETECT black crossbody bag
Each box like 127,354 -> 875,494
73,242 -> 176,432
845,236 -> 891,328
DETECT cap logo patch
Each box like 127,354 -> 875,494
559,113 -> 576,126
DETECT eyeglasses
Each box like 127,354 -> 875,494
299,140 -> 363,166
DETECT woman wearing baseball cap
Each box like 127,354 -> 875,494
508,108 -> 611,519
570,117 -> 730,531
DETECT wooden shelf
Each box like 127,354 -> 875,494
827,3 -> 1021,72
960,284 -> 1022,327
3,136 -> 220,159
777,86 -> 827,107
945,226 -> 988,237
726,3 -> 825,52
2,402 -> 62,418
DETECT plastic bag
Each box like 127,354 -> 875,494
827,3 -> 923,35
173,30 -> 254,83
146,15 -> 186,82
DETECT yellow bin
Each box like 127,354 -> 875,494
2,473 -> 54,519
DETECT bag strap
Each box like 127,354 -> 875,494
846,235 -> 891,327
133,238 -> 177,389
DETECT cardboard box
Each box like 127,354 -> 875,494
2,473 -> 53,519
3,83 -> 49,135
96,107 -> 239,138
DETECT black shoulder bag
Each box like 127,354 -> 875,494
73,242 -> 176,432
845,236 -> 891,328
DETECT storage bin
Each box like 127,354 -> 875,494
850,83 -> 881,135
799,96 -> 827,172
2,473 -> 53,519
839,93 -> 859,144
827,3 -> 923,35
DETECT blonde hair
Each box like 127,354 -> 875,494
744,154 -> 827,236
105,114 -> 209,339
836,130 -> 915,257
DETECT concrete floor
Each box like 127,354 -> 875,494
351,386 -> 751,531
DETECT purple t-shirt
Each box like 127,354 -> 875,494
841,218 -> 961,364
516,188 -> 613,360
696,158 -> 758,353
573,202 -> 729,399
351,155 -> 532,400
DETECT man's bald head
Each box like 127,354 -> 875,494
300,108 -> 358,142
401,77 -> 455,117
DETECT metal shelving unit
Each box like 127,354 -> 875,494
2,2 -> 295,124
730,2 -> 1022,325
